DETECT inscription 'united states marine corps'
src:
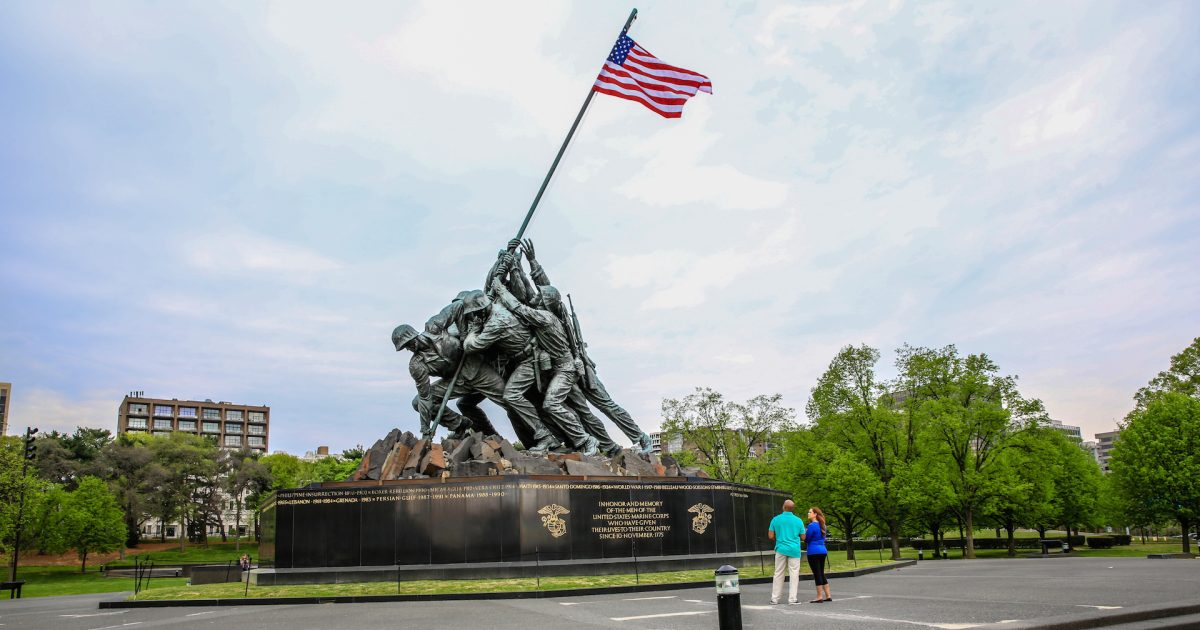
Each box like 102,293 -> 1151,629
538,503 -> 570,538
689,503 -> 714,534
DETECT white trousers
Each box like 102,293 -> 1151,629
771,552 -> 801,603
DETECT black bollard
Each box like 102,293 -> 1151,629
715,565 -> 742,630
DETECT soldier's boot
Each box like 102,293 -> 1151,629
603,442 -> 623,457
446,417 -> 473,441
527,434 -> 560,455
577,435 -> 600,457
637,432 -> 654,454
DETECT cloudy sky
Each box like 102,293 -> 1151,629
2,1 -> 1197,454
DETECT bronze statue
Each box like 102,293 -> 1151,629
391,238 -> 650,456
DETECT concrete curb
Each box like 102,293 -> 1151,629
97,559 -> 915,608
974,600 -> 1200,629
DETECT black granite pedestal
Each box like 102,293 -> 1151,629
258,475 -> 787,584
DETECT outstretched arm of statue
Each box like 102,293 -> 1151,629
522,239 -> 552,287
491,278 -> 554,329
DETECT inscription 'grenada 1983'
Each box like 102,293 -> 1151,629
591,500 -> 672,540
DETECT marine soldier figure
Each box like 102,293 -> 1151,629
460,290 -> 562,453
391,323 -> 473,438
520,239 -> 654,453
489,275 -> 600,456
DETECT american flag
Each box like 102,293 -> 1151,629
593,34 -> 711,118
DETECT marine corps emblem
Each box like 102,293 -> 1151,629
537,503 -> 570,538
689,503 -> 714,534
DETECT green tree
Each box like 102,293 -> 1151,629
899,345 -> 1042,558
780,431 -> 880,560
96,433 -> 166,548
807,344 -> 920,559
147,433 -> 217,551
29,484 -> 70,556
987,429 -> 1056,556
62,476 -> 126,572
1133,336 -> 1200,410
224,449 -> 270,549
895,450 -> 956,553
1110,392 -> 1200,554
660,388 -> 795,483
261,452 -> 306,490
1049,432 -> 1102,547
1,435 -> 47,580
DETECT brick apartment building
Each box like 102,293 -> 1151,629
117,393 -> 269,452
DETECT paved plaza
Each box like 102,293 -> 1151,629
2,557 -> 1198,630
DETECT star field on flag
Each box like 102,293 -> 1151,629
593,34 -> 712,118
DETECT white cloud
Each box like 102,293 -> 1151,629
614,106 -> 789,210
183,230 -> 343,276
8,388 -> 115,435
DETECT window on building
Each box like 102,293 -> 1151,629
202,422 -> 220,433
248,425 -> 266,435
178,407 -> 197,417
127,417 -> 148,429
224,435 -> 242,447
153,419 -> 173,430
178,420 -> 196,431
128,403 -> 148,415
248,411 -> 265,422
153,431 -> 172,437
153,405 -> 173,416
202,408 -> 220,419
248,436 -> 265,447
225,422 -> 243,434
226,410 -> 243,420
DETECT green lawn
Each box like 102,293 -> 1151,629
5,566 -> 187,598
130,552 -> 890,601
102,541 -> 259,568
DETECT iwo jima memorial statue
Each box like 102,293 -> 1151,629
256,9 -> 787,585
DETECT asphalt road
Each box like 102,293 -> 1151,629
3,557 -> 1198,630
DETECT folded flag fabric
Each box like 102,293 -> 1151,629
593,34 -> 711,118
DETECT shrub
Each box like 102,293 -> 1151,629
1068,535 -> 1086,547
1087,536 -> 1116,549
1111,534 -> 1131,545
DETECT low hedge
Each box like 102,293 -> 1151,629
1087,536 -> 1116,548
910,538 -> 1043,551
1111,534 -> 1132,545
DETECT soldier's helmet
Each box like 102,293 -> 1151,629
540,285 -> 563,308
391,324 -> 420,351
460,290 -> 491,315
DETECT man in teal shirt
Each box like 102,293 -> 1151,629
767,499 -> 804,604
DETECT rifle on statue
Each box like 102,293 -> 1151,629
567,294 -> 598,391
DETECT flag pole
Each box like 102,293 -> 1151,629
425,9 -> 638,446
514,7 -> 638,240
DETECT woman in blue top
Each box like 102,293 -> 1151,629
802,506 -> 831,603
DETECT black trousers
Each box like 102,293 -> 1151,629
807,553 -> 828,586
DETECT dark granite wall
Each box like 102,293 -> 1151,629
260,477 -> 789,569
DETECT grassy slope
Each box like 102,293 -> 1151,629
102,542 -> 258,568
131,552 -> 888,601
6,566 -> 188,598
